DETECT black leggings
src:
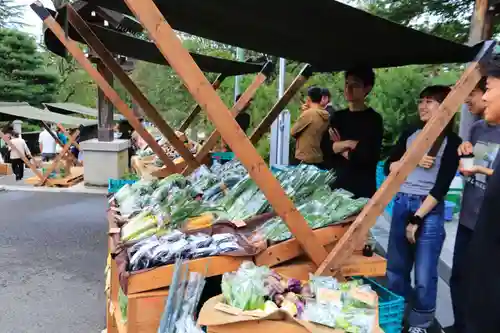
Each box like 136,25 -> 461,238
11,158 -> 24,180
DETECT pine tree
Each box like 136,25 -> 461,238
0,28 -> 59,106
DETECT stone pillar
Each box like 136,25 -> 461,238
96,59 -> 114,142
12,120 -> 22,136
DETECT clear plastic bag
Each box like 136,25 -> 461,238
221,261 -> 271,310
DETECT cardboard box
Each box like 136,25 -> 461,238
199,295 -> 384,333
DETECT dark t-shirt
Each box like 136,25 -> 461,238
321,108 -> 383,198
235,112 -> 251,134
459,120 -> 500,230
464,159 -> 500,332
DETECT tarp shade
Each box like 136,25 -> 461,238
45,6 -> 265,76
44,102 -> 124,121
0,102 -> 97,127
85,0 -> 483,72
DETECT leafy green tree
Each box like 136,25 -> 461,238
0,28 -> 59,107
362,0 -> 476,43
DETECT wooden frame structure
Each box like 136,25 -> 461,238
32,0 -> 495,272
31,0 -> 497,331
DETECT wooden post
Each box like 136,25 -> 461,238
123,0 -> 328,266
66,5 -> 201,173
178,74 -> 226,132
96,59 -> 115,142
250,64 -> 313,145
188,63 -> 272,169
39,130 -> 80,186
30,2 -> 178,175
0,130 -> 48,185
316,41 -> 496,275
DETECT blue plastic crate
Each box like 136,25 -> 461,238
108,178 -> 137,194
365,278 -> 405,333
376,162 -> 394,216
211,152 -> 235,161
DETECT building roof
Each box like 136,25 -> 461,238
44,102 -> 124,121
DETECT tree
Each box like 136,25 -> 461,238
363,0 -> 475,43
0,28 -> 59,106
0,0 -> 24,28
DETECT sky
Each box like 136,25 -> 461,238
17,0 -> 55,41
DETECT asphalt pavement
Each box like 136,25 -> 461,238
0,190 -> 107,333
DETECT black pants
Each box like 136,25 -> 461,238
450,223 -> 474,333
11,158 -> 24,181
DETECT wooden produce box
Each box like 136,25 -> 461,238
0,163 -> 12,175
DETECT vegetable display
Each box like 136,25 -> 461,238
221,262 -> 378,333
112,161 -> 368,272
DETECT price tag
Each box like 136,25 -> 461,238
232,220 -> 247,228
316,288 -> 342,303
349,287 -> 377,307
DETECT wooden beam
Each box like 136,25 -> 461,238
56,123 -> 81,151
469,0 -> 490,45
315,41 -> 496,276
187,66 -> 271,170
250,64 -> 313,145
123,0 -> 328,266
0,130 -> 49,185
178,74 -> 226,132
39,130 -> 79,186
66,5 -> 200,173
30,2 -> 178,175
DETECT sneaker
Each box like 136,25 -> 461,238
408,327 -> 428,333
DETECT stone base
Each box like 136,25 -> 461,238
80,139 -> 130,187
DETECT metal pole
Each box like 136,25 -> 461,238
234,47 -> 244,100
270,58 -> 289,166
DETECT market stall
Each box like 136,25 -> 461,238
31,0 -> 495,332
0,102 -> 94,187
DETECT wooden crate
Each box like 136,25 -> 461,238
24,166 -> 84,187
0,163 -> 12,175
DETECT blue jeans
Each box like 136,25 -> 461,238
386,192 -> 445,328
450,224 -> 474,333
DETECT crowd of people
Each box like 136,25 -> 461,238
290,56 -> 500,333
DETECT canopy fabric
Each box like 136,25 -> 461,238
45,6 -> 265,76
0,102 -> 97,127
44,102 -> 124,121
84,0 -> 483,72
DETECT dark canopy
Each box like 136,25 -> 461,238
83,0 -> 483,72
44,5 -> 265,76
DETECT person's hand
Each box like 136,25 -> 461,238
332,140 -> 358,154
329,128 -> 341,142
341,150 -> 350,160
458,141 -> 473,156
389,161 -> 402,172
419,155 -> 435,169
406,224 -> 419,244
300,103 -> 309,112
406,215 -> 423,244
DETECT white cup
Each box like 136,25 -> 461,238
461,157 -> 474,171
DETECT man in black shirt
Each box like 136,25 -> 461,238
463,55 -> 500,333
321,67 -> 384,198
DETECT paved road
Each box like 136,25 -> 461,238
0,191 -> 107,333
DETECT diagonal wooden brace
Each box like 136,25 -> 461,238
39,129 -> 80,186
188,61 -> 274,169
178,74 -> 226,132
56,123 -> 81,151
0,130 -> 49,185
250,64 -> 313,145
123,0 -> 328,266
315,40 -> 496,276
30,2 -> 178,175
65,5 -> 200,173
